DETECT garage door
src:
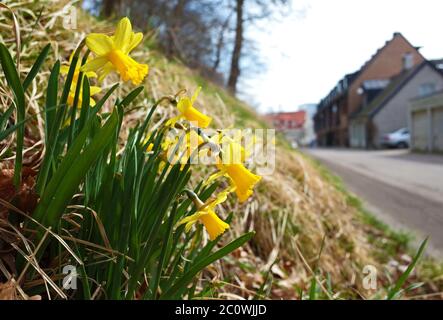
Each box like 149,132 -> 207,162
412,110 -> 428,151
350,122 -> 366,148
433,107 -> 443,152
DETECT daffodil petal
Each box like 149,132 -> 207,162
127,32 -> 143,53
177,97 -> 191,114
210,186 -> 235,208
81,56 -> 108,72
98,63 -> 114,82
114,17 -> 132,51
60,65 -> 70,75
204,170 -> 225,187
85,71 -> 98,78
191,86 -> 202,103
185,106 -> 212,128
89,86 -> 102,96
85,34 -> 114,55
165,115 -> 182,128
177,212 -> 204,231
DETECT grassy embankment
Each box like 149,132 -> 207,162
0,0 -> 441,299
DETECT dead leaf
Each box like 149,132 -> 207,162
0,167 -> 38,220
0,280 -> 17,300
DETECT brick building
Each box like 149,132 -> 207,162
265,111 -> 306,146
350,61 -> 443,148
314,33 -> 425,146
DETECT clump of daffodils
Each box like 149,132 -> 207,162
71,17 -> 261,241
160,89 -> 261,240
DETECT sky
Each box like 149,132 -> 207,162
241,0 -> 443,114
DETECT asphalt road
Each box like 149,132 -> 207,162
305,148 -> 443,257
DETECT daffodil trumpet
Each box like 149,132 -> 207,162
166,87 -> 212,128
205,138 -> 261,202
177,188 -> 232,240
221,162 -> 261,202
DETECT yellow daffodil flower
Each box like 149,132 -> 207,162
81,17 -> 148,85
162,130 -> 205,166
67,85 -> 102,107
61,53 -> 102,107
141,133 -> 155,152
183,130 -> 205,162
146,143 -> 154,152
219,135 -> 246,165
177,188 -> 232,240
221,162 -> 261,202
167,87 -> 212,128
178,87 -> 212,128
205,137 -> 261,202
61,52 -> 97,83
141,139 -> 154,152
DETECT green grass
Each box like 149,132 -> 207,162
306,154 -> 412,249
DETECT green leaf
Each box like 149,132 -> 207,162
67,51 -> 90,147
90,83 -> 119,115
119,86 -> 144,108
23,44 -> 50,91
35,61 -> 60,195
45,61 -> 60,143
0,105 -> 14,133
0,113 -> 32,141
77,76 -> 91,133
0,43 -> 25,187
308,276 -> 317,300
387,237 -> 428,300
149,202 -> 178,299
34,117 -> 95,222
35,111 -> 119,228
60,43 -> 84,106
67,73 -> 86,147
160,231 -> 255,299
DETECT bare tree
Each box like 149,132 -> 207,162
165,0 -> 187,57
212,12 -> 233,73
227,0 -> 289,94
227,0 -> 244,93
101,0 -> 122,17
96,0 -> 290,94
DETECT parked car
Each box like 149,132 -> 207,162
380,128 -> 410,148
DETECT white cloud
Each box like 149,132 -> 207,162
242,0 -> 443,113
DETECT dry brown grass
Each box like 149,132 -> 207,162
0,0 -> 441,299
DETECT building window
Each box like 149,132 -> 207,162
419,83 -> 436,97
403,53 -> 414,70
